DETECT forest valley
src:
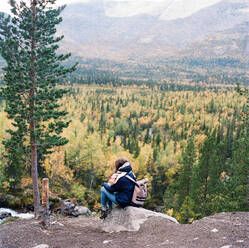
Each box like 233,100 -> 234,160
0,84 -> 248,223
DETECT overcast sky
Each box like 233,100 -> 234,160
0,0 -> 223,20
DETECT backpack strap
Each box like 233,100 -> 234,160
125,174 -> 139,187
108,171 -> 127,184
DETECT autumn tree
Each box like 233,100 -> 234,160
0,0 -> 76,217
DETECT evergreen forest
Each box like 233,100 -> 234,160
0,83 -> 248,223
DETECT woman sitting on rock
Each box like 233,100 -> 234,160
100,158 -> 136,219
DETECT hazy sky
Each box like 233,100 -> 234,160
0,0 -> 223,20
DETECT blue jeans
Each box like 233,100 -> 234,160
101,186 -> 118,209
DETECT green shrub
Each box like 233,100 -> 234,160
71,183 -> 87,204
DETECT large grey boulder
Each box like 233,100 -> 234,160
101,206 -> 178,232
75,206 -> 91,216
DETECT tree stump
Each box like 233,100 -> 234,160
41,178 -> 50,228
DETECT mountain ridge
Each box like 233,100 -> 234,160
58,0 -> 249,61
179,21 -> 249,59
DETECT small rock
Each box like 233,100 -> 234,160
236,240 -> 244,243
103,240 -> 112,244
51,221 -> 64,227
75,206 -> 91,215
32,244 -> 49,248
211,228 -> 218,232
161,240 -> 169,245
0,212 -> 11,220
220,246 -> 231,248
61,200 -> 79,217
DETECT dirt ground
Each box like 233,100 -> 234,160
0,212 -> 248,248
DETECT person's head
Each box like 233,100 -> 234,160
115,158 -> 129,171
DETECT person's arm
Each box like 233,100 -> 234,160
103,179 -> 122,193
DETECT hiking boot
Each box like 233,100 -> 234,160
100,209 -> 107,219
106,208 -> 112,216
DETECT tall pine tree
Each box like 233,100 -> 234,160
0,0 -> 76,216
190,131 -> 224,217
225,86 -> 249,211
177,136 -> 196,207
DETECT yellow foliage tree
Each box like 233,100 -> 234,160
42,148 -> 73,192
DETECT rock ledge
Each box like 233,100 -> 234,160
101,206 -> 178,232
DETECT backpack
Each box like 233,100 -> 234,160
108,171 -> 127,185
125,175 -> 149,207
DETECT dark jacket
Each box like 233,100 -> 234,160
103,163 -> 136,208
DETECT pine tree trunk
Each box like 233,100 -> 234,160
31,142 -> 41,218
30,0 -> 41,218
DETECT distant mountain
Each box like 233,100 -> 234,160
180,21 -> 249,59
58,0 -> 249,61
